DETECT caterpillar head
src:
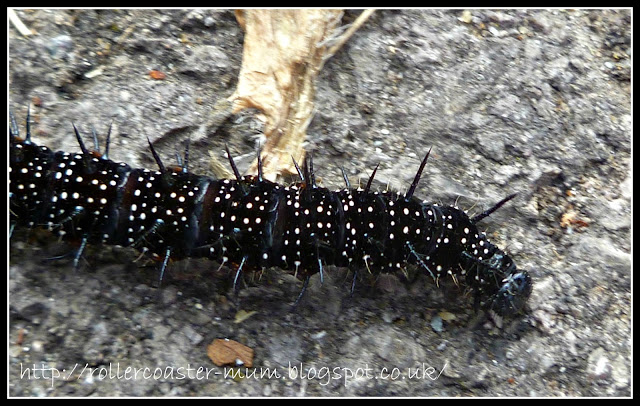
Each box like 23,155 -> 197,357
463,193 -> 532,319
462,247 -> 532,319
487,268 -> 532,318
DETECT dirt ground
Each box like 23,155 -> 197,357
9,9 -> 631,397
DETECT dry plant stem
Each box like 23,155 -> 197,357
229,9 -> 374,182
324,9 -> 376,63
9,9 -> 33,37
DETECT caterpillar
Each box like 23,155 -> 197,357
9,110 -> 532,319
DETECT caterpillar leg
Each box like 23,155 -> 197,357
157,247 -> 172,287
292,275 -> 311,310
406,241 -> 436,282
350,269 -> 358,295
232,255 -> 249,294
72,235 -> 89,270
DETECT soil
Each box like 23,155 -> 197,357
9,9 -> 631,397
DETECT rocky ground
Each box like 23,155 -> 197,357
9,9 -> 631,396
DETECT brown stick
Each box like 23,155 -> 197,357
229,9 -> 374,182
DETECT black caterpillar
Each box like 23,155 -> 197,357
9,110 -> 532,318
